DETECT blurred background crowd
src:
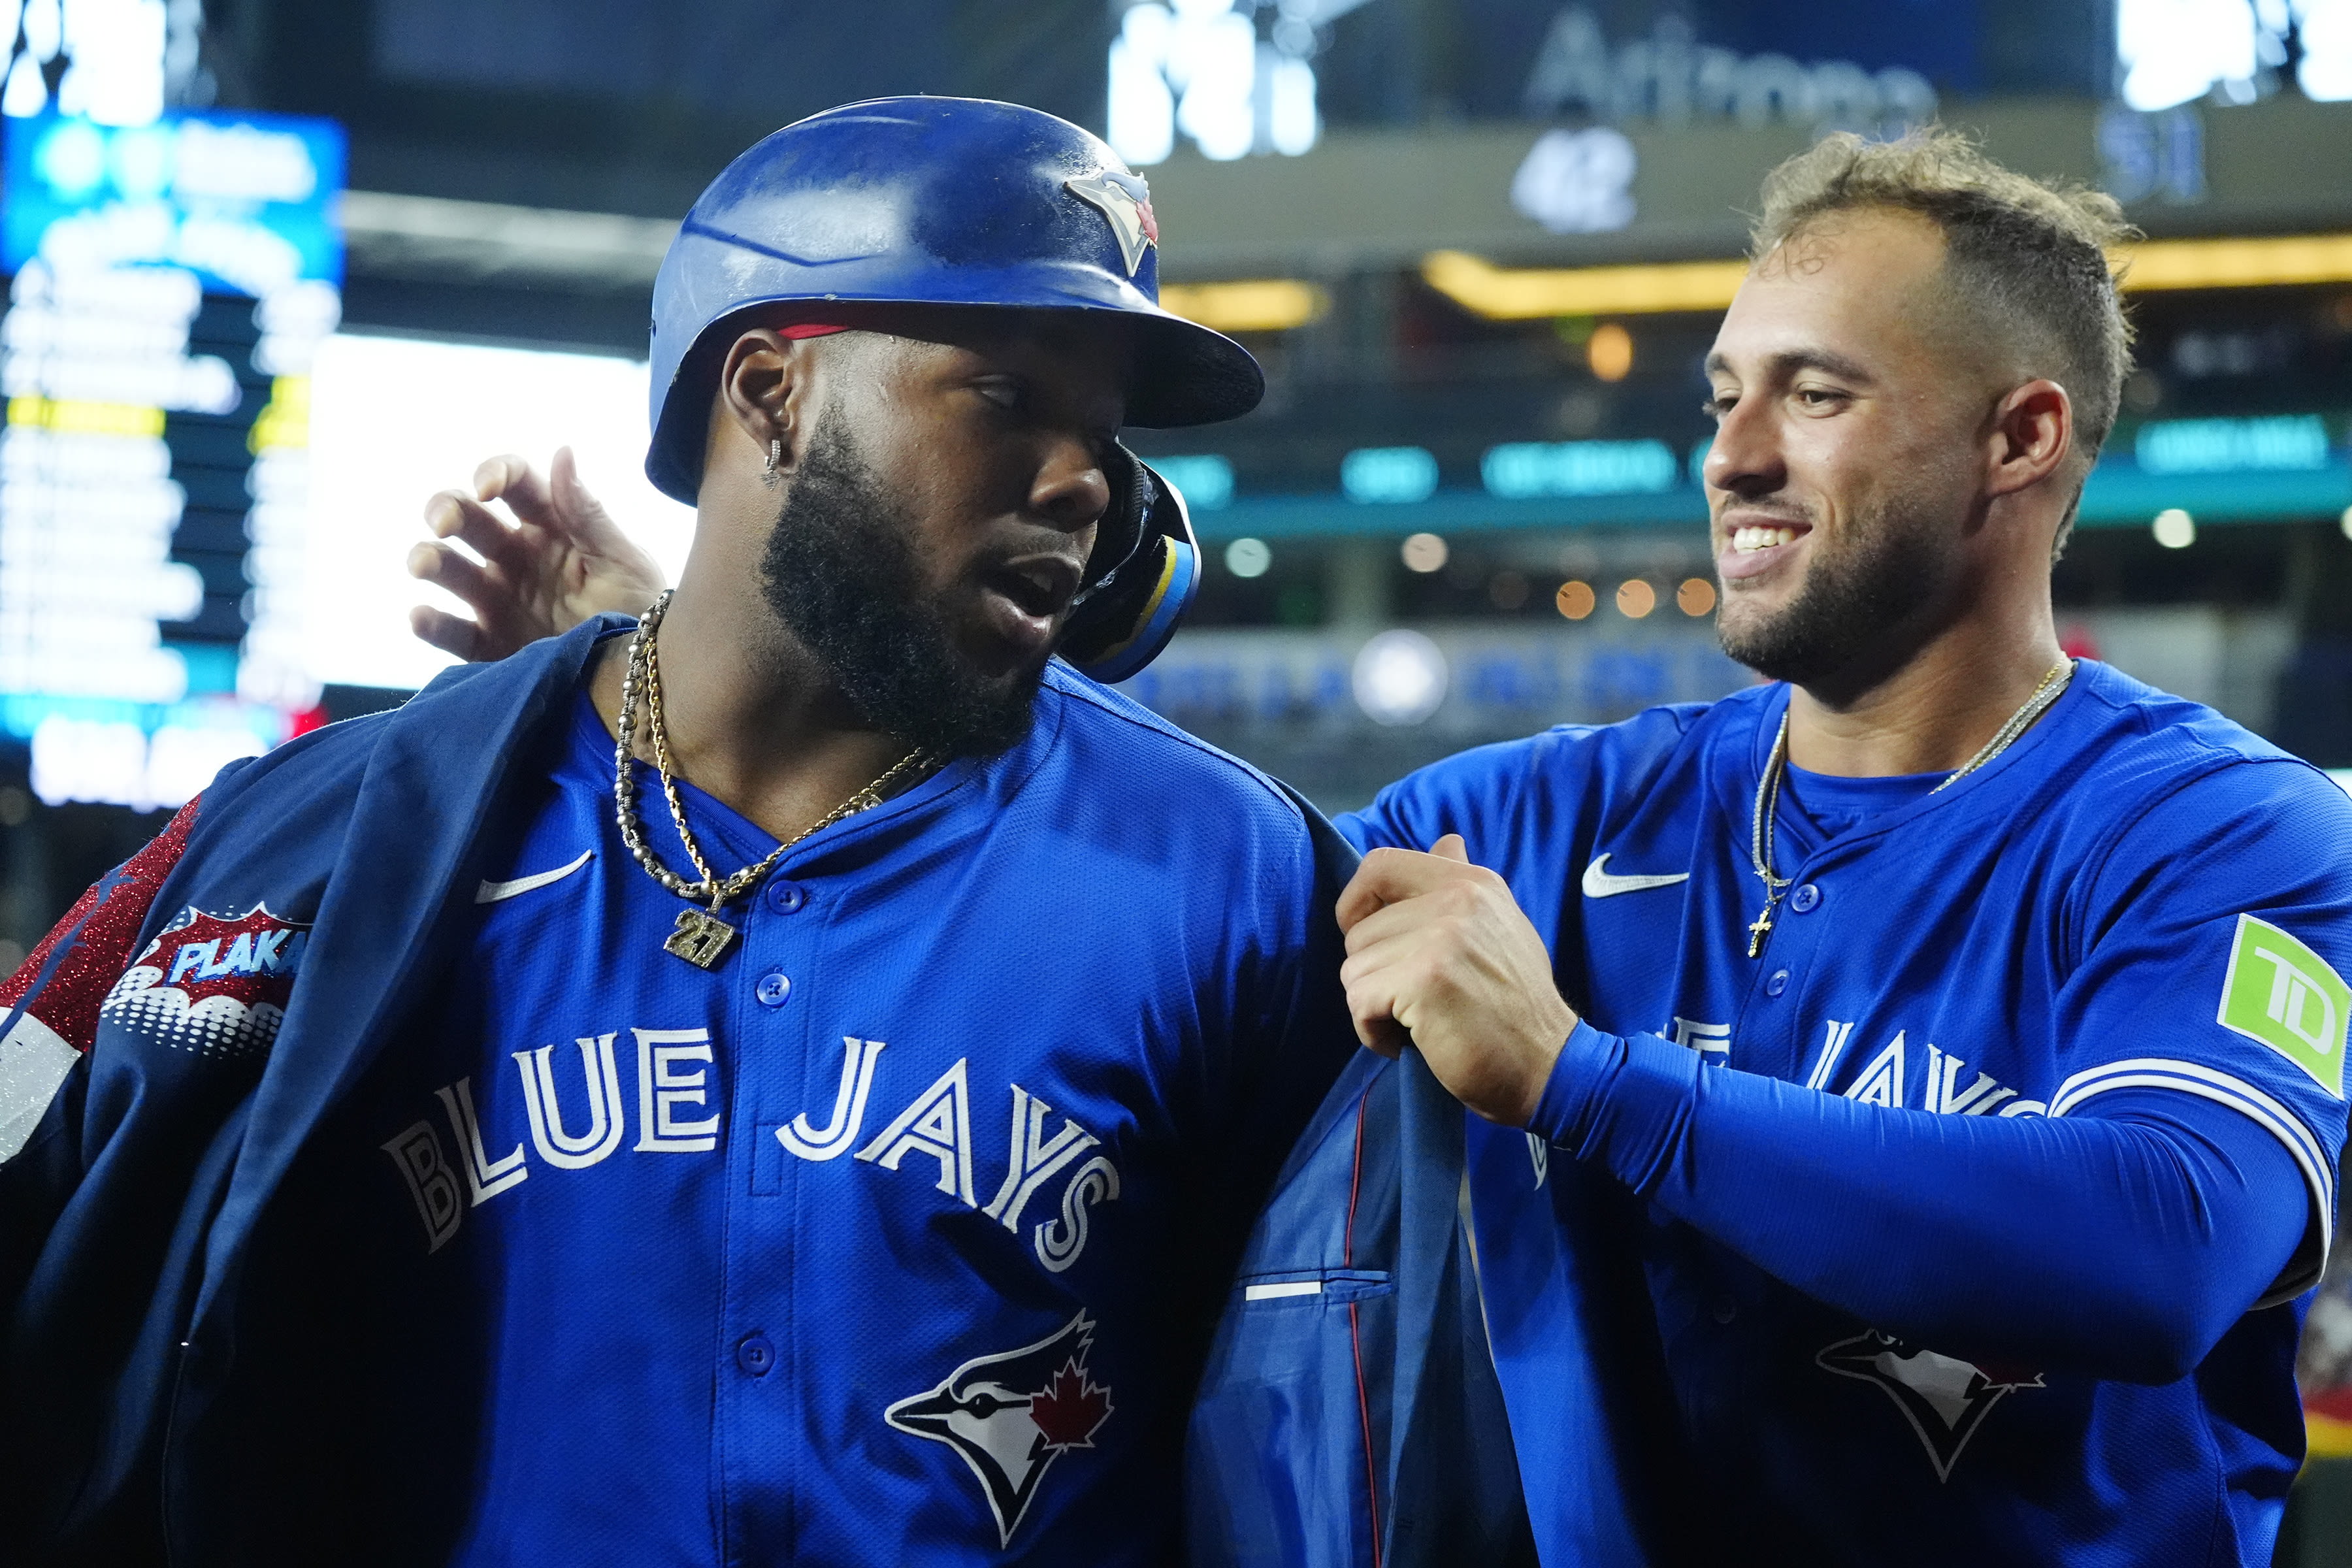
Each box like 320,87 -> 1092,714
0,0 -> 2349,1551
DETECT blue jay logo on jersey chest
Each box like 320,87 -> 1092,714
886,1311 -> 1114,1546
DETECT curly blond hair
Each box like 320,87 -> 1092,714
1752,129 -> 2138,551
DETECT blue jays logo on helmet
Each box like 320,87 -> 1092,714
885,1311 -> 1115,1546
1062,170 -> 1158,275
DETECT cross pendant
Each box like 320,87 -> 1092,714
664,906 -> 739,969
1746,907 -> 1772,958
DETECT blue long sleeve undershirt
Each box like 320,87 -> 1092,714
1528,1021 -> 2312,1386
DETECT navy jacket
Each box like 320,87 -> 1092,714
0,617 -> 1531,1566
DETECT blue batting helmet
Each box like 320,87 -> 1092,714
645,95 -> 1254,681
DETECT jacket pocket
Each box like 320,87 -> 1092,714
1236,1267 -> 1393,1306
1185,1267 -> 1395,1568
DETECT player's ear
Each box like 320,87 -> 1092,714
1985,378 -> 2072,500
715,329 -> 823,475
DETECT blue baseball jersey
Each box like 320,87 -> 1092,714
334,659 -> 1354,1563
1341,661 -> 2352,1565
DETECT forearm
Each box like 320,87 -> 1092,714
1531,1024 -> 2308,1382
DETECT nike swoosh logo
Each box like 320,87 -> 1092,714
476,850 -> 593,904
1581,854 -> 1690,898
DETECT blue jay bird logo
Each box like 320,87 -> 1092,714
1817,1328 -> 2044,1479
885,1311 -> 1114,1546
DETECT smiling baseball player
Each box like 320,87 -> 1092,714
1330,133 -> 2352,1563
0,99 -> 1360,1566
436,130 -> 2352,1565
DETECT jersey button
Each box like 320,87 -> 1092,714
737,1333 -> 776,1376
755,971 -> 792,1007
1711,1294 -> 1738,1326
1765,969 -> 1790,998
766,881 -> 806,914
1790,883 -> 1820,913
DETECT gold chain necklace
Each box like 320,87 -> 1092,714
1744,659 -> 2074,958
613,591 -> 933,968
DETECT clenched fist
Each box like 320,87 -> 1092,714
1335,834 -> 1579,1126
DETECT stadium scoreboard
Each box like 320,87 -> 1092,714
0,108 -> 343,809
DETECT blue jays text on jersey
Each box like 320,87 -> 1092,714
0,619 -> 1355,1567
1342,660 -> 2352,1567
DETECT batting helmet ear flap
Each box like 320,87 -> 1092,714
1058,446 -> 1199,685
1079,442 -> 1151,595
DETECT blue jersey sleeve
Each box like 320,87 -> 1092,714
2047,757 -> 2352,1298
1531,1021 -> 2308,1383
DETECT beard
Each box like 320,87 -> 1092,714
1716,492 -> 1958,687
759,410 -> 1045,758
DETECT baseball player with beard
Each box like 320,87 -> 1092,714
0,99 -> 1367,1566
431,132 -> 2352,1565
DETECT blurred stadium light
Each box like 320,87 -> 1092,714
1149,454 -> 1235,509
1350,627 -> 1448,725
1108,0 -> 1371,164
1158,278 -> 1329,333
1422,252 -> 1752,318
1341,446 -> 1440,504
2119,0 -> 2352,108
1425,234 -> 2352,322
1483,440 -> 1678,500
0,0 -> 171,126
2126,232 -> 2352,289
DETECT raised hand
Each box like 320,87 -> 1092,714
408,446 -> 670,662
1335,834 -> 1579,1126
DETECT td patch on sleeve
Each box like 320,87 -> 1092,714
2218,914 -> 2351,1098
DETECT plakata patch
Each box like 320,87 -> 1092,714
99,904 -> 311,1063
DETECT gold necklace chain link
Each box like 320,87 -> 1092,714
1745,659 -> 2074,958
1927,659 -> 2075,794
613,590 -> 932,915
